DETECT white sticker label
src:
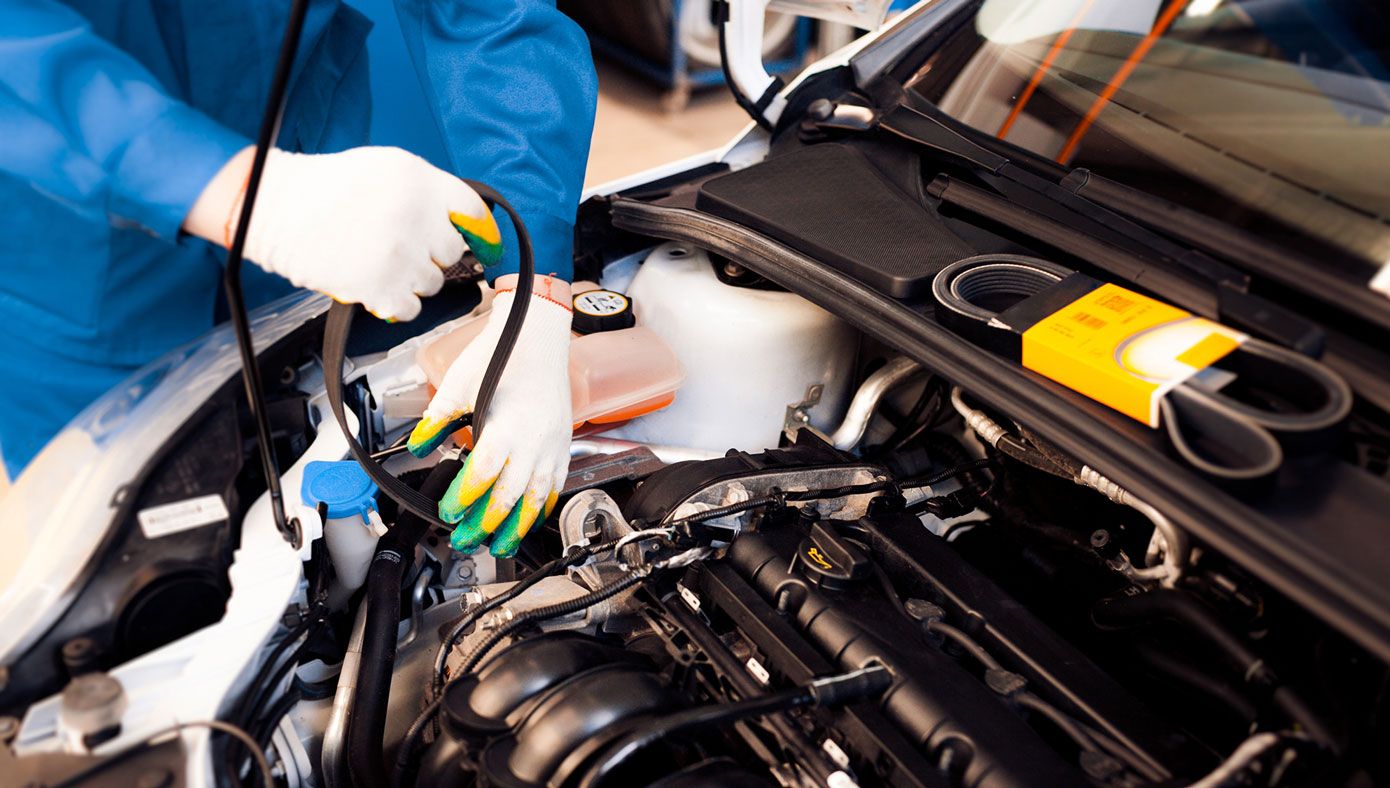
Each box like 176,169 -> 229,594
137,495 -> 230,539
822,738 -> 851,769
827,770 -> 859,788
745,657 -> 771,685
678,584 -> 702,612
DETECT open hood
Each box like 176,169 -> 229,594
722,0 -> 894,126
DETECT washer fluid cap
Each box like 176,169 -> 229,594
301,460 -> 379,523
572,289 -> 636,334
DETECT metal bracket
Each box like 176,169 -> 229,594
784,383 -> 829,443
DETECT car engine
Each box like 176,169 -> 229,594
2,228 -> 1386,788
5,0 -> 1390,781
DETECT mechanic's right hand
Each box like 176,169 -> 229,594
194,146 -> 503,322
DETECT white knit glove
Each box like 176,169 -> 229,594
238,147 -> 503,322
407,280 -> 573,557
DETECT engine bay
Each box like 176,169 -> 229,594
3,228 -> 1386,788
6,3 -> 1390,786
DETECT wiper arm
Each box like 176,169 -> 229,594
815,91 -> 1324,353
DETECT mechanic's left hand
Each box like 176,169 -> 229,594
406,275 -> 573,557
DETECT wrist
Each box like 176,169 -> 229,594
182,145 -> 255,246
493,274 -> 572,311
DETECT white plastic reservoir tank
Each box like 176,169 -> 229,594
606,243 -> 857,453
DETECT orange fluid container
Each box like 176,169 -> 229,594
416,314 -> 684,434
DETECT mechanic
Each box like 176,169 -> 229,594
0,0 -> 594,557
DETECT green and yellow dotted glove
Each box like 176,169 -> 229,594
407,279 -> 573,557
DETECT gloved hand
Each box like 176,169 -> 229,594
406,276 -> 574,557
229,146 -> 503,322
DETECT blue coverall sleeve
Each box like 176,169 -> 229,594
393,0 -> 598,282
0,0 -> 249,241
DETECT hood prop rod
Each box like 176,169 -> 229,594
221,0 -> 311,546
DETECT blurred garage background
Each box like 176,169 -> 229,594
357,0 -> 888,189
568,0 -> 820,186
566,0 -> 809,188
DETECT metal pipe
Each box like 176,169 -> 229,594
400,565 -> 436,648
1075,467 -> 1188,588
570,437 -> 723,464
1187,732 -> 1296,788
830,357 -> 921,450
321,602 -> 367,788
950,386 -> 1189,587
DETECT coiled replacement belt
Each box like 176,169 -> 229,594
932,255 -> 1351,479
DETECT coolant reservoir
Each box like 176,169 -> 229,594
607,243 -> 857,452
417,304 -> 684,430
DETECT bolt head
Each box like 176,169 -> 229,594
61,637 -> 95,660
904,598 -> 944,623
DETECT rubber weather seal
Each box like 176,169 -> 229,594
931,255 -> 1351,480
816,88 -> 1326,355
606,196 -> 1390,665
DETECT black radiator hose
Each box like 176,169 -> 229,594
349,458 -> 462,788
1092,590 -> 1338,752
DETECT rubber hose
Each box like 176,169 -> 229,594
1133,647 -> 1259,724
1092,590 -> 1337,751
348,458 -> 461,788
577,666 -> 891,788
996,435 -> 1073,476
578,688 -> 813,788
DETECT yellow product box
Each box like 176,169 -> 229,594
1021,283 -> 1245,427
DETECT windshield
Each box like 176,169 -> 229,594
907,0 -> 1390,296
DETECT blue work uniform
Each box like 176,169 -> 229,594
0,0 -> 598,477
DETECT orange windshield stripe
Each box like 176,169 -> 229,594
997,0 -> 1099,139
1056,0 -> 1189,164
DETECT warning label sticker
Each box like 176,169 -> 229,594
1021,284 -> 1245,427
137,494 -> 230,539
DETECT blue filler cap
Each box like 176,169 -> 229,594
301,461 -> 379,523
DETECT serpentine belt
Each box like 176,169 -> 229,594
932,255 -> 1351,480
